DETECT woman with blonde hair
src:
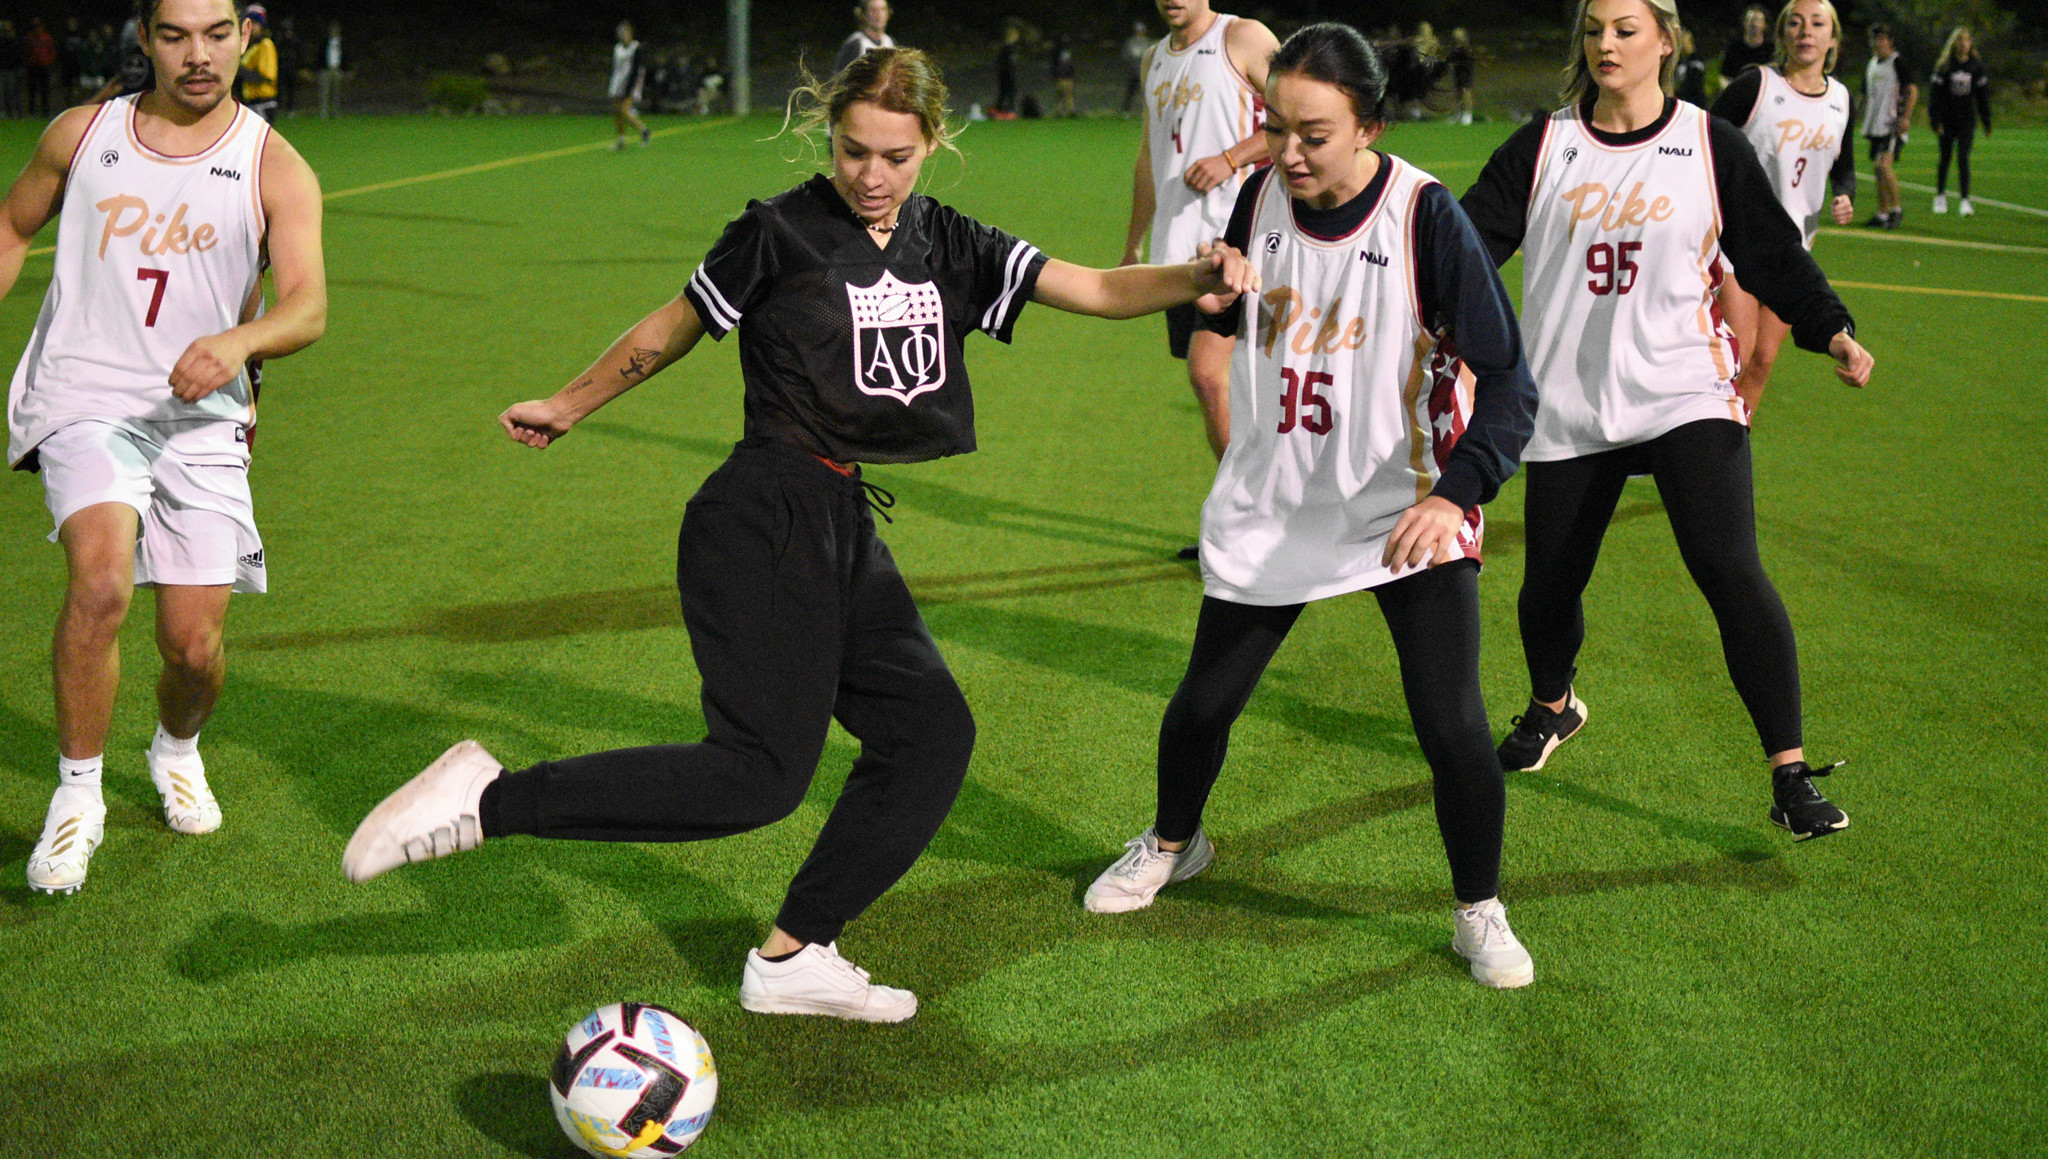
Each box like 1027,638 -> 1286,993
1461,0 -> 1873,839
1929,26 -> 1992,216
1713,0 -> 1856,413
343,48 -> 1255,1023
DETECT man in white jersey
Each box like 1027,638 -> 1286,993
1860,23 -> 1916,228
1120,0 -> 1277,557
0,0 -> 327,894
832,0 -> 897,77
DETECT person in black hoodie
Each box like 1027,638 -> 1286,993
1929,26 -> 1992,217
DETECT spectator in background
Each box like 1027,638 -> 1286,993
0,23 -> 22,119
994,23 -> 1020,116
609,20 -> 649,150
90,17 -> 154,103
1929,26 -> 1991,217
1050,34 -> 1075,117
318,20 -> 344,118
1447,27 -> 1476,123
1121,19 -> 1148,115
695,55 -> 726,115
1674,27 -> 1709,105
59,18 -> 85,104
237,5 -> 279,122
833,0 -> 895,76
23,17 -> 55,118
273,16 -> 300,114
1720,5 -> 1773,86
1861,22 -> 1916,228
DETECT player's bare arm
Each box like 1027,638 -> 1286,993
1182,18 -> 1281,194
500,294 -> 706,449
1122,44 -> 1159,265
1828,331 -> 1872,387
1034,242 -> 1257,319
0,107 -> 95,303
167,133 -> 327,401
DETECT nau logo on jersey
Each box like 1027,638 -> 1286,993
847,271 -> 947,405
1656,145 -> 1694,156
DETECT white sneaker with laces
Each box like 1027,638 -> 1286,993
1083,825 -> 1214,913
1959,197 -> 1975,217
148,745 -> 221,835
27,787 -> 107,895
1453,898 -> 1535,988
739,942 -> 917,1022
1934,193 -> 1949,214
342,740 -> 503,883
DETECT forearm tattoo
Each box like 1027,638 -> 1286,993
619,347 -> 662,381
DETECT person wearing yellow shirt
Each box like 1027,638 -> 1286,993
236,4 -> 278,121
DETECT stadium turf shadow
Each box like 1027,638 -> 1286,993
452,1073 -> 574,1158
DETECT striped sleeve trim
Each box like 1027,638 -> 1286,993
979,241 -> 1043,337
687,265 -> 743,335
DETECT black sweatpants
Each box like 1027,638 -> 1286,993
1936,120 -> 1976,198
482,440 -> 975,946
1154,560 -> 1506,904
1518,418 -> 1802,755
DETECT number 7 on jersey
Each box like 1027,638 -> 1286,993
135,267 -> 169,327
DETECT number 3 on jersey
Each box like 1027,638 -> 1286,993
1278,367 -> 1334,435
135,267 -> 169,326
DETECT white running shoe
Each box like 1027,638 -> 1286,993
1959,198 -> 1975,217
27,787 -> 107,895
1453,898 -> 1535,989
1933,193 -> 1949,214
1083,825 -> 1214,913
147,745 -> 221,835
342,740 -> 503,883
738,942 -> 917,1022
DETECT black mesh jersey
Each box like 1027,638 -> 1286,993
683,174 -> 1048,465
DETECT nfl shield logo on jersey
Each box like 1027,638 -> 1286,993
847,271 -> 948,404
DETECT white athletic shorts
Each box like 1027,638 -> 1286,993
36,419 -> 266,593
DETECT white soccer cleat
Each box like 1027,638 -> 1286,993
1933,193 -> 1949,214
1453,898 -> 1535,989
1083,825 -> 1214,914
27,788 -> 107,896
738,942 -> 917,1022
342,740 -> 503,883
1959,197 -> 1975,217
147,746 -> 221,835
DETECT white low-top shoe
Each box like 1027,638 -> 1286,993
1453,898 -> 1535,989
147,746 -> 221,835
1083,825 -> 1214,913
739,942 -> 917,1022
342,740 -> 503,883
27,788 -> 107,895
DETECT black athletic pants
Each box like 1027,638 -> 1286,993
1936,119 -> 1976,198
482,440 -> 975,946
1154,560 -> 1506,904
1517,418 -> 1802,755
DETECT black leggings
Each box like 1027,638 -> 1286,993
1936,121 -> 1976,198
1518,419 -> 1801,755
482,441 -> 974,946
1155,560 -> 1506,903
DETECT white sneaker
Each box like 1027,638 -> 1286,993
27,787 -> 107,895
1083,825 -> 1214,913
342,740 -> 502,882
147,745 -> 221,835
1959,198 -> 1975,217
1453,898 -> 1535,989
739,942 -> 917,1022
1933,193 -> 1949,214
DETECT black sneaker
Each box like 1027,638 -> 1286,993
1497,689 -> 1587,771
1176,544 -> 1201,561
1884,208 -> 1904,229
1770,760 -> 1849,840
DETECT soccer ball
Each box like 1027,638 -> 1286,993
549,1002 -> 718,1157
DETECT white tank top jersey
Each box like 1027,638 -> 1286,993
1144,13 -> 1261,265
1201,158 -> 1482,607
1740,68 -> 1851,248
1518,101 -> 1745,462
8,95 -> 270,469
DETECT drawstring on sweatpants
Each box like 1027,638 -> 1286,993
860,478 -> 896,523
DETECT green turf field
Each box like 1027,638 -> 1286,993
2,111 -> 2044,1157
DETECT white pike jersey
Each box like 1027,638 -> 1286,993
1739,67 -> 1850,248
1201,158 -> 1481,606
1144,14 -> 1261,264
1519,101 -> 1744,461
8,95 -> 270,468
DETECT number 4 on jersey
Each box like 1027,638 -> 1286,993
135,267 -> 169,326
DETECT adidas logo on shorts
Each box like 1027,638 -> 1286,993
239,549 -> 265,569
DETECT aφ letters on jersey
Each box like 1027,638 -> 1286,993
847,271 -> 947,404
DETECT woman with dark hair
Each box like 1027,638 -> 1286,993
1929,26 -> 1992,217
343,47 -> 1255,1022
1084,22 -> 1543,990
1461,0 -> 1872,838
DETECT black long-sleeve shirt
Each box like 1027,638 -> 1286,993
1711,68 -> 1857,202
1459,97 -> 1855,355
1200,161 -> 1539,512
1928,55 -> 1992,133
